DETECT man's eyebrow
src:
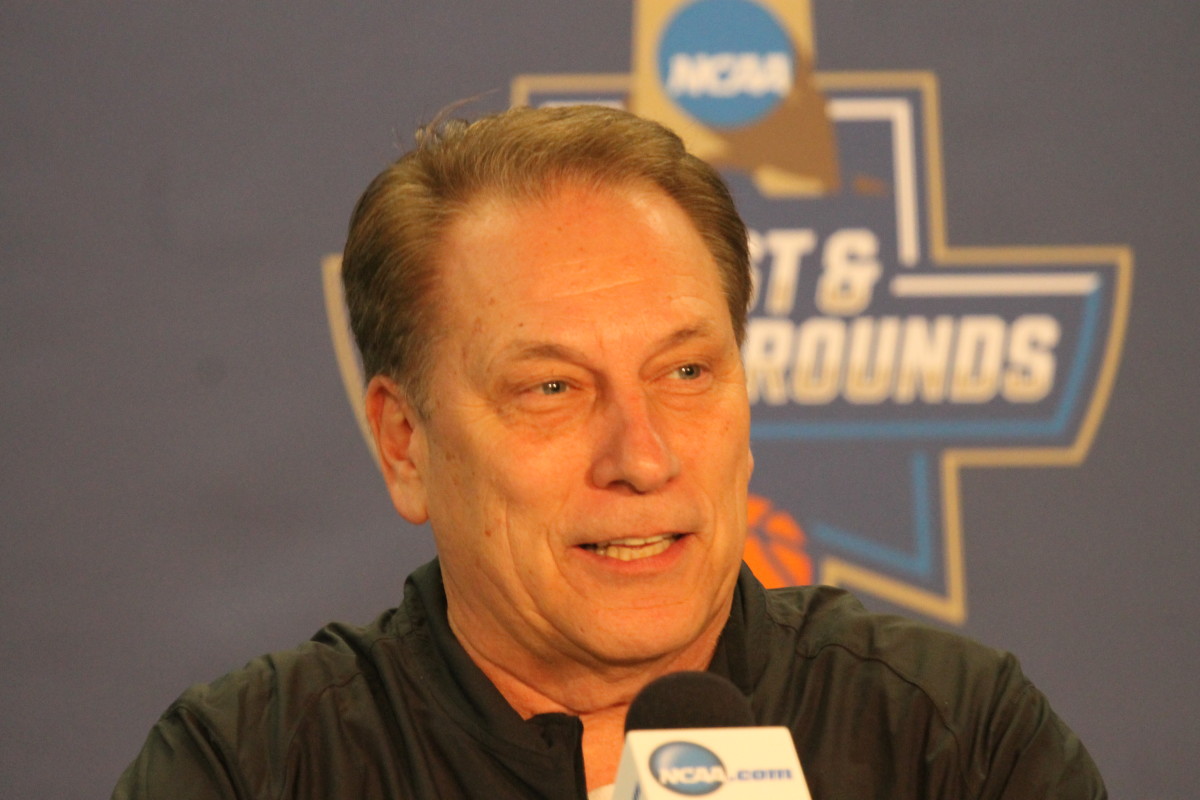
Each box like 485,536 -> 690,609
496,322 -> 723,364
656,322 -> 721,353
498,341 -> 588,364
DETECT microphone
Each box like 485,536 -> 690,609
612,671 -> 811,799
624,671 -> 755,731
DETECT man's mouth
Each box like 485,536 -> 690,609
578,533 -> 683,561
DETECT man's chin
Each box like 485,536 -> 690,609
569,608 -> 722,669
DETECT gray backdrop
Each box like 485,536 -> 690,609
2,2 -> 1197,798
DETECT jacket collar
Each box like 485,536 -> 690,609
398,558 -> 769,735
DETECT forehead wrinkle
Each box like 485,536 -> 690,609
525,256 -> 709,301
536,271 -> 649,300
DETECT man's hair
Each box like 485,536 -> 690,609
341,104 -> 750,413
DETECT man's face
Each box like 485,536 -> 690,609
387,182 -> 752,671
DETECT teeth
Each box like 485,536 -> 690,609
583,534 -> 679,561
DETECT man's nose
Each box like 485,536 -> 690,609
589,388 -> 681,493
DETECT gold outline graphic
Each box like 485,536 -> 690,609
322,254 -> 379,469
321,64 -> 1131,627
511,73 -> 630,103
500,67 -> 1133,625
807,71 -> 1133,623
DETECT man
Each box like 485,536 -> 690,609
114,105 -> 1105,798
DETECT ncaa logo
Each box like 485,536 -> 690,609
650,741 -> 726,795
658,0 -> 793,128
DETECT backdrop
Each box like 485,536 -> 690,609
2,2 -> 1196,798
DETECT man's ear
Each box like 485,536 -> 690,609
364,375 -> 430,525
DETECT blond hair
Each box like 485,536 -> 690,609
342,104 -> 750,412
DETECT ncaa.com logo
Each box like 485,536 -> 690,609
650,741 -> 794,795
658,0 -> 793,128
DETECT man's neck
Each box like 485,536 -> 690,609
448,613 -> 724,791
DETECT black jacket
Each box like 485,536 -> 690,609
113,560 -> 1105,799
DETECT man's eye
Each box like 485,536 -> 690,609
539,380 -> 569,395
673,364 -> 704,380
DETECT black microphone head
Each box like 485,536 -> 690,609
624,671 -> 755,733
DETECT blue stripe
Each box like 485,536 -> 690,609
810,451 -> 935,579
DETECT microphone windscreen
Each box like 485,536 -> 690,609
624,671 -> 755,733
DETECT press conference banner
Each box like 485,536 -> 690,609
2,3 -> 1195,798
